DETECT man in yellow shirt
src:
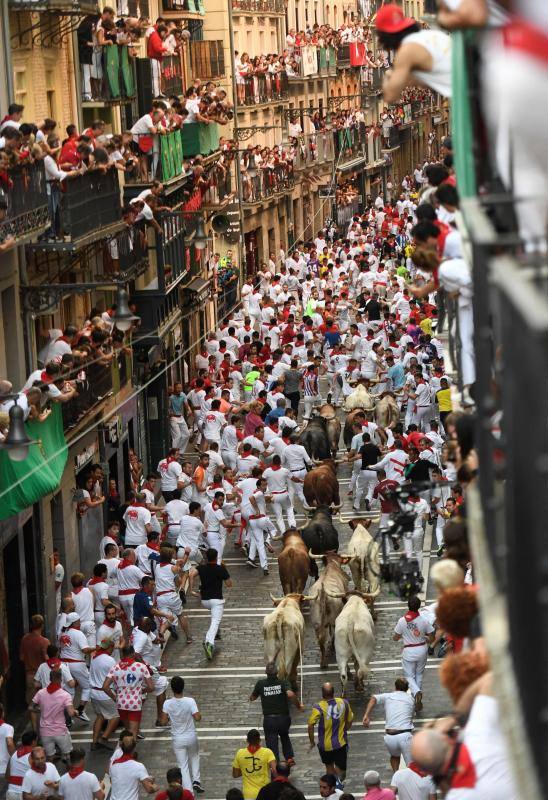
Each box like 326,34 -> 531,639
436,377 -> 453,429
232,729 -> 277,799
308,682 -> 354,787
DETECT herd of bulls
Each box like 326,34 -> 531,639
261,393 -> 388,696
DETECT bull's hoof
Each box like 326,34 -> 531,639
320,661 -> 329,669
354,682 -> 364,693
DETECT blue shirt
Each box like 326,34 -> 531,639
133,590 -> 156,629
324,330 -> 341,348
387,363 -> 405,390
265,407 -> 285,424
169,392 -> 187,416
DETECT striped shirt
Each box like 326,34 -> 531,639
308,697 -> 353,751
303,370 -> 318,397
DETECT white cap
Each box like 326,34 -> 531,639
65,612 -> 80,627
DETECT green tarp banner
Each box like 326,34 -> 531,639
180,122 -> 219,157
105,45 -> 121,99
0,404 -> 68,522
120,46 -> 135,97
451,30 -> 477,198
161,130 -> 184,181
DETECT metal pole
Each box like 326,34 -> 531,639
227,0 -> 246,283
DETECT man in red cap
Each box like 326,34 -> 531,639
375,4 -> 452,103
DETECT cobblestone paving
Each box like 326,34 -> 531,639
76,451 -> 451,798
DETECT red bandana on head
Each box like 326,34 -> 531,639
46,683 -> 63,694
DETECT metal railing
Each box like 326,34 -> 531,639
61,353 -> 130,432
241,70 -> 289,104
231,0 -> 284,11
189,40 -> 225,80
333,123 -> 366,164
337,43 -> 350,67
160,54 -> 184,97
0,162 -> 49,241
202,168 -> 233,205
81,43 -> 136,103
125,130 -> 184,183
287,46 -> 337,80
242,166 -> 294,204
52,169 -> 121,242
293,132 -> 335,169
162,0 -> 205,11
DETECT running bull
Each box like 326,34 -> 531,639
264,593 -> 305,689
334,592 -> 377,695
307,553 -> 350,668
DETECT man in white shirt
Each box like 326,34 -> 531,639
163,496 -> 190,548
58,748 -> 103,800
263,456 -> 296,534
21,747 -> 60,798
393,597 -> 434,712
96,604 -> 124,661
157,450 -> 186,503
201,400 -> 226,447
203,493 -> 237,564
159,676 -> 202,793
71,573 -> 96,648
363,677 -> 416,771
98,545 -> 121,605
0,704 -> 14,780
116,550 -> 145,627
282,437 -> 313,505
390,762 -> 436,800
109,734 -> 157,800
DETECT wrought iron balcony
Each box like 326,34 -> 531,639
162,0 -> 204,13
189,40 -> 225,81
81,43 -> 136,105
337,43 -> 351,68
202,169 -> 233,207
293,132 -> 335,170
231,0 -> 285,12
242,167 -> 294,205
125,130 -> 185,184
240,71 -> 289,105
61,351 -> 132,434
0,162 -> 49,243
334,123 -> 367,166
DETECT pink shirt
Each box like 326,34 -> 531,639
32,687 -> 72,736
363,789 -> 396,800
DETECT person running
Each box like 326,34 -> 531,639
393,597 -> 434,712
192,548 -> 232,660
159,676 -> 203,794
249,662 -> 304,766
307,683 -> 353,788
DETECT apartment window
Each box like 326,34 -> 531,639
305,2 -> 308,21
333,4 -> 337,26
45,70 -> 57,120
295,2 -> 299,30
13,68 -> 27,109
314,1 -> 318,23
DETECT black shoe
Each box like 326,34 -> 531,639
263,569 -> 269,576
137,732 -> 146,740
169,625 -> 179,641
193,782 -> 205,794
215,632 -> 222,641
179,588 -> 187,605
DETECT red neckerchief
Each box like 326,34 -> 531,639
131,502 -> 146,508
88,576 -> 104,586
163,456 -> 177,466
270,464 -> 281,471
72,586 -> 84,594
102,618 -> 116,628
282,436 -> 291,445
212,501 -> 221,511
148,541 -> 160,552
118,559 -> 133,569
274,777 -> 289,783
210,482 -> 222,489
68,766 -> 85,779
17,746 -> 33,758
40,371 -> 54,384
118,657 -> 135,669
112,753 -> 136,765
405,611 -> 420,622
408,762 -> 428,778
451,744 -> 477,789
47,657 -> 61,670
0,719 -> 5,725
93,648 -> 111,659
269,424 -> 278,432
46,682 -> 63,694
32,764 -> 47,774
247,745 -> 260,754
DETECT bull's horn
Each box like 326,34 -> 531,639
302,501 -> 316,511
337,553 -> 352,559
269,592 -> 284,603
333,458 -> 344,465
311,458 -> 323,465
300,521 -> 309,530
361,588 -> 381,599
331,502 -> 343,510
308,551 -> 325,560
325,591 -> 347,599
300,594 -> 315,601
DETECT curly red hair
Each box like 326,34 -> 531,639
439,650 -> 490,703
435,586 -> 478,638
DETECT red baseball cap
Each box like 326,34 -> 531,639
375,3 -> 415,33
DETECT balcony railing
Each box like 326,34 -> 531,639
231,0 -> 284,12
126,130 -> 184,183
132,285 -> 183,335
242,167 -> 294,204
162,0 -> 204,13
81,44 -> 136,104
287,46 -> 336,80
189,40 -> 225,81
337,43 -> 350,68
241,71 -> 289,105
202,168 -> 233,206
0,162 -> 49,242
293,132 -> 335,170
333,123 -> 366,165
381,127 -> 400,149
180,122 -> 220,157
118,0 -> 150,15
62,352 -> 131,433
160,54 -> 184,97
49,169 -> 122,243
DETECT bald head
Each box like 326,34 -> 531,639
321,682 -> 335,699
411,729 -> 450,774
431,559 -> 465,593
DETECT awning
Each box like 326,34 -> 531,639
184,277 -> 211,305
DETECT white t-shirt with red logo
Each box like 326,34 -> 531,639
59,628 -> 89,662
202,410 -> 226,442
106,659 -> 150,711
59,769 -> 101,800
158,458 -> 183,491
394,612 -> 434,649
123,504 -> 151,546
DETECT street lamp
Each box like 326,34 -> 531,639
112,286 -> 140,332
0,399 -> 37,462
193,218 -> 210,251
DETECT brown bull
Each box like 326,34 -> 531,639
277,529 -> 310,595
307,553 -> 349,667
375,393 -> 400,429
343,409 -> 367,450
303,460 -> 341,508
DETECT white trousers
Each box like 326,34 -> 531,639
81,620 -> 96,648
172,735 -> 200,791
221,449 -> 237,470
383,732 -> 412,764
349,460 -> 361,492
65,661 -> 90,701
119,594 -> 136,627
201,598 -> 225,645
81,64 -> 92,99
354,468 -> 377,507
170,416 -> 190,453
288,470 -> 306,504
401,647 -> 428,696
271,492 -> 296,533
151,58 -> 162,97
415,406 -> 431,432
247,518 -> 271,569
457,303 -> 475,387
303,394 -> 321,420
206,531 -> 226,563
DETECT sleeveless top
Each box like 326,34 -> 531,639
404,29 -> 452,97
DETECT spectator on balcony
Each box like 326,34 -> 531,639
148,23 -> 169,98
82,119 -> 106,148
0,102 -> 24,133
77,15 -> 97,101
35,118 -> 59,156
130,108 -> 165,181
38,326 -> 79,365
375,4 -> 452,103
41,138 -> 85,240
